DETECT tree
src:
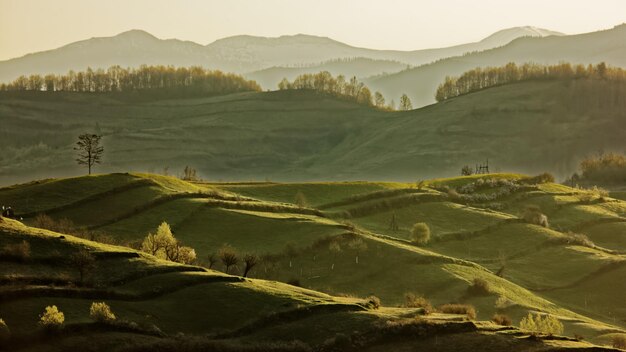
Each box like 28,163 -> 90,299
519,313 -> 563,335
294,191 -> 309,208
243,254 -> 258,277
181,166 -> 198,181
411,222 -> 431,245
388,213 -> 399,231
218,244 -> 239,274
399,94 -> 413,110
374,91 -> 386,108
461,165 -> 474,176
74,134 -> 104,175
207,253 -> 218,269
70,249 -> 96,285
278,78 -> 290,90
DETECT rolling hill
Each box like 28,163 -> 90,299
245,58 -> 409,91
1,172 -> 625,351
0,26 -> 562,84
368,24 -> 626,107
1,77 -> 626,186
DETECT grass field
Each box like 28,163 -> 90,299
2,172 -> 625,352
2,79 -> 626,186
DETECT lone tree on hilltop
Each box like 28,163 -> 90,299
75,134 -> 103,175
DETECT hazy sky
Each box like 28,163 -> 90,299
1,0 -> 625,60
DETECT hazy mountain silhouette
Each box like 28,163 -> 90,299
0,26 -> 563,83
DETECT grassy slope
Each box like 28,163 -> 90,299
2,218 -> 613,352
2,173 -> 625,348
2,78 -> 626,186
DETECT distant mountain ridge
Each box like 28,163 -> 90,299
367,23 -> 626,107
0,26 -> 563,83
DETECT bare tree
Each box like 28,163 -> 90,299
207,253 -> 218,269
243,254 -> 258,277
74,134 -> 104,175
70,249 -> 96,286
218,245 -> 239,274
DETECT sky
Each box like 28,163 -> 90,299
1,0 -> 625,61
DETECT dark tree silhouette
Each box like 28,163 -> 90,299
74,134 -> 104,175
218,245 -> 239,274
70,249 -> 96,286
243,254 -> 258,277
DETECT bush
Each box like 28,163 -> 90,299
613,335 -> 626,349
39,305 -> 65,330
1,240 -> 30,261
519,313 -> 563,335
90,302 -> 116,323
438,304 -> 476,320
404,293 -> 432,313
467,278 -> 491,296
410,222 -> 431,246
0,318 -> 9,341
492,314 -> 512,326
522,206 -> 549,227
365,296 -> 381,309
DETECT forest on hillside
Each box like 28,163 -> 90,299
0,65 -> 261,96
435,62 -> 626,102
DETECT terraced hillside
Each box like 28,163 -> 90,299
1,172 -> 625,350
2,77 -> 626,186
4,215 -> 621,351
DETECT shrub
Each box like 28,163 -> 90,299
410,222 -> 431,246
492,314 -> 512,326
613,335 -> 626,349
1,240 -> 30,261
38,305 -> 65,330
461,165 -> 474,176
439,304 -> 476,320
404,293 -> 433,313
519,313 -> 563,335
365,296 -> 381,309
467,278 -> 491,296
89,302 -> 116,323
0,318 -> 9,341
522,206 -> 549,227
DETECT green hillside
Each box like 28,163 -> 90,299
368,24 -> 626,107
2,78 -> 626,186
3,214 -> 620,351
2,172 -> 625,351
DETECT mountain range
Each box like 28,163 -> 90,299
1,24 -> 625,108
0,26 -> 563,84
